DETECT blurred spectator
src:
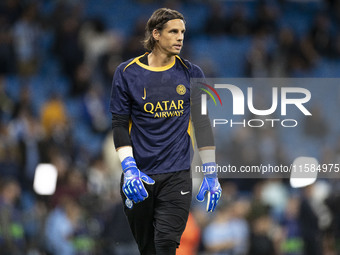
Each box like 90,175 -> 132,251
122,17 -> 147,60
79,18 -> 122,73
290,36 -> 319,76
12,84 -> 34,119
309,13 -> 333,57
252,3 -> 278,36
331,32 -> 340,58
0,76 -> 14,121
303,104 -> 329,140
0,178 -> 25,255
40,93 -> 68,139
226,127 -> 262,191
204,2 -> 228,36
22,199 -> 48,254
202,202 -> 235,254
261,179 -> 289,219
247,210 -> 278,255
325,180 -> 340,254
12,3 -> 41,77
245,38 -> 270,77
71,62 -> 92,97
9,107 -> 44,191
257,128 -> 281,166
230,199 -> 250,255
82,84 -> 110,133
280,196 -> 303,255
202,199 -> 249,255
176,212 -> 201,255
51,168 -> 87,208
226,5 -> 250,37
87,154 -> 115,203
0,0 -> 23,26
99,53 -> 122,87
298,185 -> 323,255
0,15 -> 15,75
269,28 -> 298,77
101,131 -> 122,181
0,120 -> 20,178
45,196 -> 95,255
192,57 -> 218,77
54,16 -> 84,82
248,187 -> 283,255
101,201 -> 139,255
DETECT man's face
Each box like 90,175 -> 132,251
154,19 -> 185,55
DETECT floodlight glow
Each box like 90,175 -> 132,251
290,157 -> 318,188
33,164 -> 58,195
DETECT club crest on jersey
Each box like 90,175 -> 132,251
176,84 -> 186,95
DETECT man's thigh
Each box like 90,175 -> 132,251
153,170 -> 192,245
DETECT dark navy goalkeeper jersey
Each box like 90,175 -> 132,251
109,53 -> 204,175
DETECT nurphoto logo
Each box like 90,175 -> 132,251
198,80 -> 312,128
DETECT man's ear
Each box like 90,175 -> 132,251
152,29 -> 160,41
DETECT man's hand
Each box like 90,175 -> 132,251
122,156 -> 155,207
196,162 -> 222,212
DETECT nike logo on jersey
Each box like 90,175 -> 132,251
142,88 -> 146,100
181,191 -> 190,195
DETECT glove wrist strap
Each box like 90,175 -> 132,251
121,156 -> 137,173
203,162 -> 217,178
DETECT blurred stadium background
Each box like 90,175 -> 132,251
0,0 -> 340,254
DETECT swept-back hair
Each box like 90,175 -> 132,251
143,8 -> 185,51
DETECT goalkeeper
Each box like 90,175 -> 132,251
109,8 -> 222,255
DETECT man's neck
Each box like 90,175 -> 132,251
148,51 -> 175,67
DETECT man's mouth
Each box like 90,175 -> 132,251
174,44 -> 182,50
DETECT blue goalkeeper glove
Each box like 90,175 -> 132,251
196,162 -> 222,212
122,156 -> 155,208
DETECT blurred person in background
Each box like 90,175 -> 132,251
12,2 -> 41,77
247,207 -> 280,255
0,119 -> 20,178
45,195 -> 95,255
79,17 -> 122,74
226,5 -> 250,37
298,184 -> 332,255
100,195 -> 139,255
247,181 -> 282,255
202,199 -> 249,255
245,39 -> 270,77
268,28 -> 297,77
54,15 -> 84,90
121,17 -> 148,60
82,84 -> 110,134
87,153 -> 116,208
280,196 -> 303,255
0,13 -> 16,76
0,76 -> 14,122
50,168 -> 87,209
0,178 -> 25,255
40,93 -> 68,139
303,104 -> 329,140
39,92 -> 78,168
204,2 -> 228,36
308,12 -> 333,58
